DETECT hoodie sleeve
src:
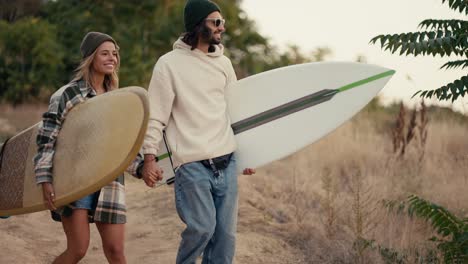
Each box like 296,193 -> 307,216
142,62 -> 175,156
226,58 -> 238,85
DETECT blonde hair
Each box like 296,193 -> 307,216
72,43 -> 120,91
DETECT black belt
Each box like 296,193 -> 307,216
200,153 -> 233,177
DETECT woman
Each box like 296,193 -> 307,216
34,32 -> 142,264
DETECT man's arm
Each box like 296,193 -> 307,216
141,63 -> 175,187
142,66 -> 175,156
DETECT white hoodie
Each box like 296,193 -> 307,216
142,39 -> 237,167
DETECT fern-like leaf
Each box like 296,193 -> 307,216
415,75 -> 468,102
440,59 -> 468,69
419,19 -> 468,33
383,195 -> 468,263
371,0 -> 468,102
442,0 -> 468,14
370,31 -> 466,57
408,195 -> 462,237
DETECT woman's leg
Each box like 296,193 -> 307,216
53,209 -> 90,264
95,222 -> 126,264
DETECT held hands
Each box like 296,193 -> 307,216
142,155 -> 164,188
41,182 -> 57,211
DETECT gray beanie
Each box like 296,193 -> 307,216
80,32 -> 116,58
184,0 -> 221,32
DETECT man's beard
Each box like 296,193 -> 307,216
209,36 -> 221,45
200,24 -> 221,45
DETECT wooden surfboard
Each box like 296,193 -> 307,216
0,87 -> 149,216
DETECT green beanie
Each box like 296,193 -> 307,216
80,32 -> 116,58
184,0 -> 221,32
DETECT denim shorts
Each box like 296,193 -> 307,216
74,191 -> 100,210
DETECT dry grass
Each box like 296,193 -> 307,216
0,103 -> 46,142
1,102 -> 467,263
243,105 -> 468,263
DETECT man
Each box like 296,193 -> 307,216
141,0 -> 255,263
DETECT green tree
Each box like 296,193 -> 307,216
40,0 -> 279,86
0,0 -> 43,22
1,0 -> 314,103
40,0 -> 120,86
370,0 -> 468,102
0,18 -> 64,104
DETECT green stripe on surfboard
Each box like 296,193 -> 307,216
231,70 -> 395,134
157,152 -> 171,161
337,70 -> 395,93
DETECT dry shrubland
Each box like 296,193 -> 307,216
1,101 -> 467,263
240,100 -> 468,263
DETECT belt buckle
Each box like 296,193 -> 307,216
208,159 -> 220,177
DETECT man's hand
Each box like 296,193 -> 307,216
242,168 -> 256,175
142,155 -> 164,187
41,182 -> 57,211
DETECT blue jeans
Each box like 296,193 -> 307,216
74,191 -> 100,210
174,155 -> 238,264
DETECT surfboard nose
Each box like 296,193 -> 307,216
226,61 -> 397,171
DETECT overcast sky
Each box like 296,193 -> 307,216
241,0 -> 467,112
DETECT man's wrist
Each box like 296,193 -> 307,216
144,154 -> 157,162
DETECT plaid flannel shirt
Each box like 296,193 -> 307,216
34,79 -> 143,223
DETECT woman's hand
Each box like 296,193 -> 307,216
41,182 -> 57,211
142,155 -> 164,188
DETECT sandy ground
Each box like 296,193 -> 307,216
0,174 -> 305,264
0,104 -> 306,263
3,104 -> 466,263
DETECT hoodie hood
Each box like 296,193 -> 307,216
173,38 -> 224,57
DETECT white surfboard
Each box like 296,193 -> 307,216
155,62 -> 395,185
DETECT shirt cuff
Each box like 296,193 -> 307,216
142,147 -> 158,156
36,175 -> 53,185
